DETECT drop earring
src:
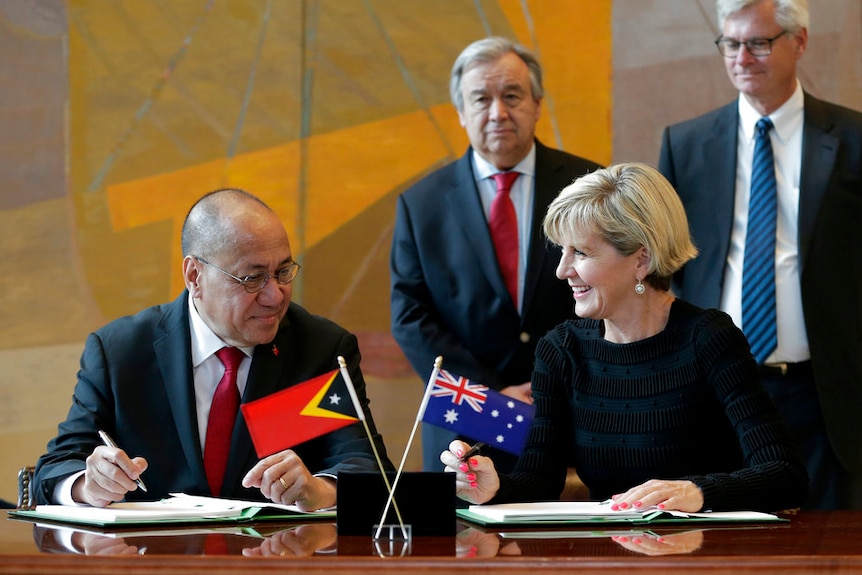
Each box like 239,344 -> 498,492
635,278 -> 646,295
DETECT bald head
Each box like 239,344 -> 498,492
181,188 -> 276,259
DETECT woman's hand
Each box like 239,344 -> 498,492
609,479 -> 704,513
611,529 -> 704,556
440,440 -> 500,504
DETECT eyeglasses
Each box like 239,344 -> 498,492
193,256 -> 300,293
715,31 -> 787,58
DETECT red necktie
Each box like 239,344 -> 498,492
204,346 -> 245,496
490,171 -> 520,305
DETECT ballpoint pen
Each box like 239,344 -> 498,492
461,441 -> 486,461
98,430 -> 148,492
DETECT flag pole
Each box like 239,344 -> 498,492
373,355 -> 442,540
337,356 -> 407,539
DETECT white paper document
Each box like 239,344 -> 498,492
458,501 -> 783,526
10,493 -> 335,527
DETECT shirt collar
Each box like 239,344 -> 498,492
738,79 -> 803,143
472,143 -> 537,181
187,295 -> 252,367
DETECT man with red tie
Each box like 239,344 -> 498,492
390,37 -> 601,472
34,189 -> 391,509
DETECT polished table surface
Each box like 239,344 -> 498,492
2,510 -> 862,574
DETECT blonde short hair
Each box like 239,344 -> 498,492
543,163 -> 698,290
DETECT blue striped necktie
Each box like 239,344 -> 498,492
742,117 -> 777,364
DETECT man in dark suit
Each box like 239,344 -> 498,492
658,0 -> 862,509
34,189 -> 391,510
390,37 -> 601,472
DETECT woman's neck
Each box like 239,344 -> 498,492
603,291 -> 676,344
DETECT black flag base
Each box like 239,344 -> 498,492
336,471 -> 455,537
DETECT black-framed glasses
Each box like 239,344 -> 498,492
193,255 -> 300,293
715,30 -> 787,58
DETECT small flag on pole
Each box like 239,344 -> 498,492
420,369 -> 534,456
241,369 -> 358,457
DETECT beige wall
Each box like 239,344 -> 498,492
0,0 -> 858,504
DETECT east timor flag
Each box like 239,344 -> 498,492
240,369 -> 358,457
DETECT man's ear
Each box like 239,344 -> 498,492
793,27 -> 808,59
182,256 -> 201,297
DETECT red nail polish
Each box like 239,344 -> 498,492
611,504 -> 619,511
470,482 -> 478,488
469,458 -> 478,466
467,473 -> 476,481
633,501 -> 642,508
455,449 -> 464,457
632,538 -> 642,544
459,463 -> 468,472
619,502 -> 629,509
657,503 -> 665,509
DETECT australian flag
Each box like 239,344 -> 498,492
421,369 -> 534,455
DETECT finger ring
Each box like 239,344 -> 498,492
279,476 -> 289,490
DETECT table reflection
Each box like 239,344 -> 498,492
455,526 -> 709,557
28,520 -> 786,559
33,522 -> 338,557
609,529 -> 704,556
456,526 -> 522,557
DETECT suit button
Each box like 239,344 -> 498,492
519,332 -> 530,343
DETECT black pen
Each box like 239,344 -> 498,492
98,430 -> 148,492
461,441 -> 486,461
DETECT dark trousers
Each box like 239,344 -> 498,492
760,363 -> 862,509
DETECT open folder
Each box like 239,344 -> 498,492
456,501 -> 786,527
8,493 -> 335,528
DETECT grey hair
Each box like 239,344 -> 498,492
716,0 -> 809,32
449,36 -> 544,112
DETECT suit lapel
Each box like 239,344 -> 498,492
522,141 -> 563,317
153,292 -> 209,492
703,103 -> 740,284
798,93 -> 838,273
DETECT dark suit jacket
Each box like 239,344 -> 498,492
390,140 -> 601,467
658,92 -> 862,474
33,292 -> 391,504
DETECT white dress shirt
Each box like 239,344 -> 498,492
472,144 -> 537,313
188,296 -> 253,450
721,80 -> 809,363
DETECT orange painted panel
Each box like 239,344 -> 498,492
106,108 -> 456,295
499,0 -> 612,165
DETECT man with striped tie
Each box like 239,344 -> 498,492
658,0 -> 862,509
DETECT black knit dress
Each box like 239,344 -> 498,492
493,299 -> 808,512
